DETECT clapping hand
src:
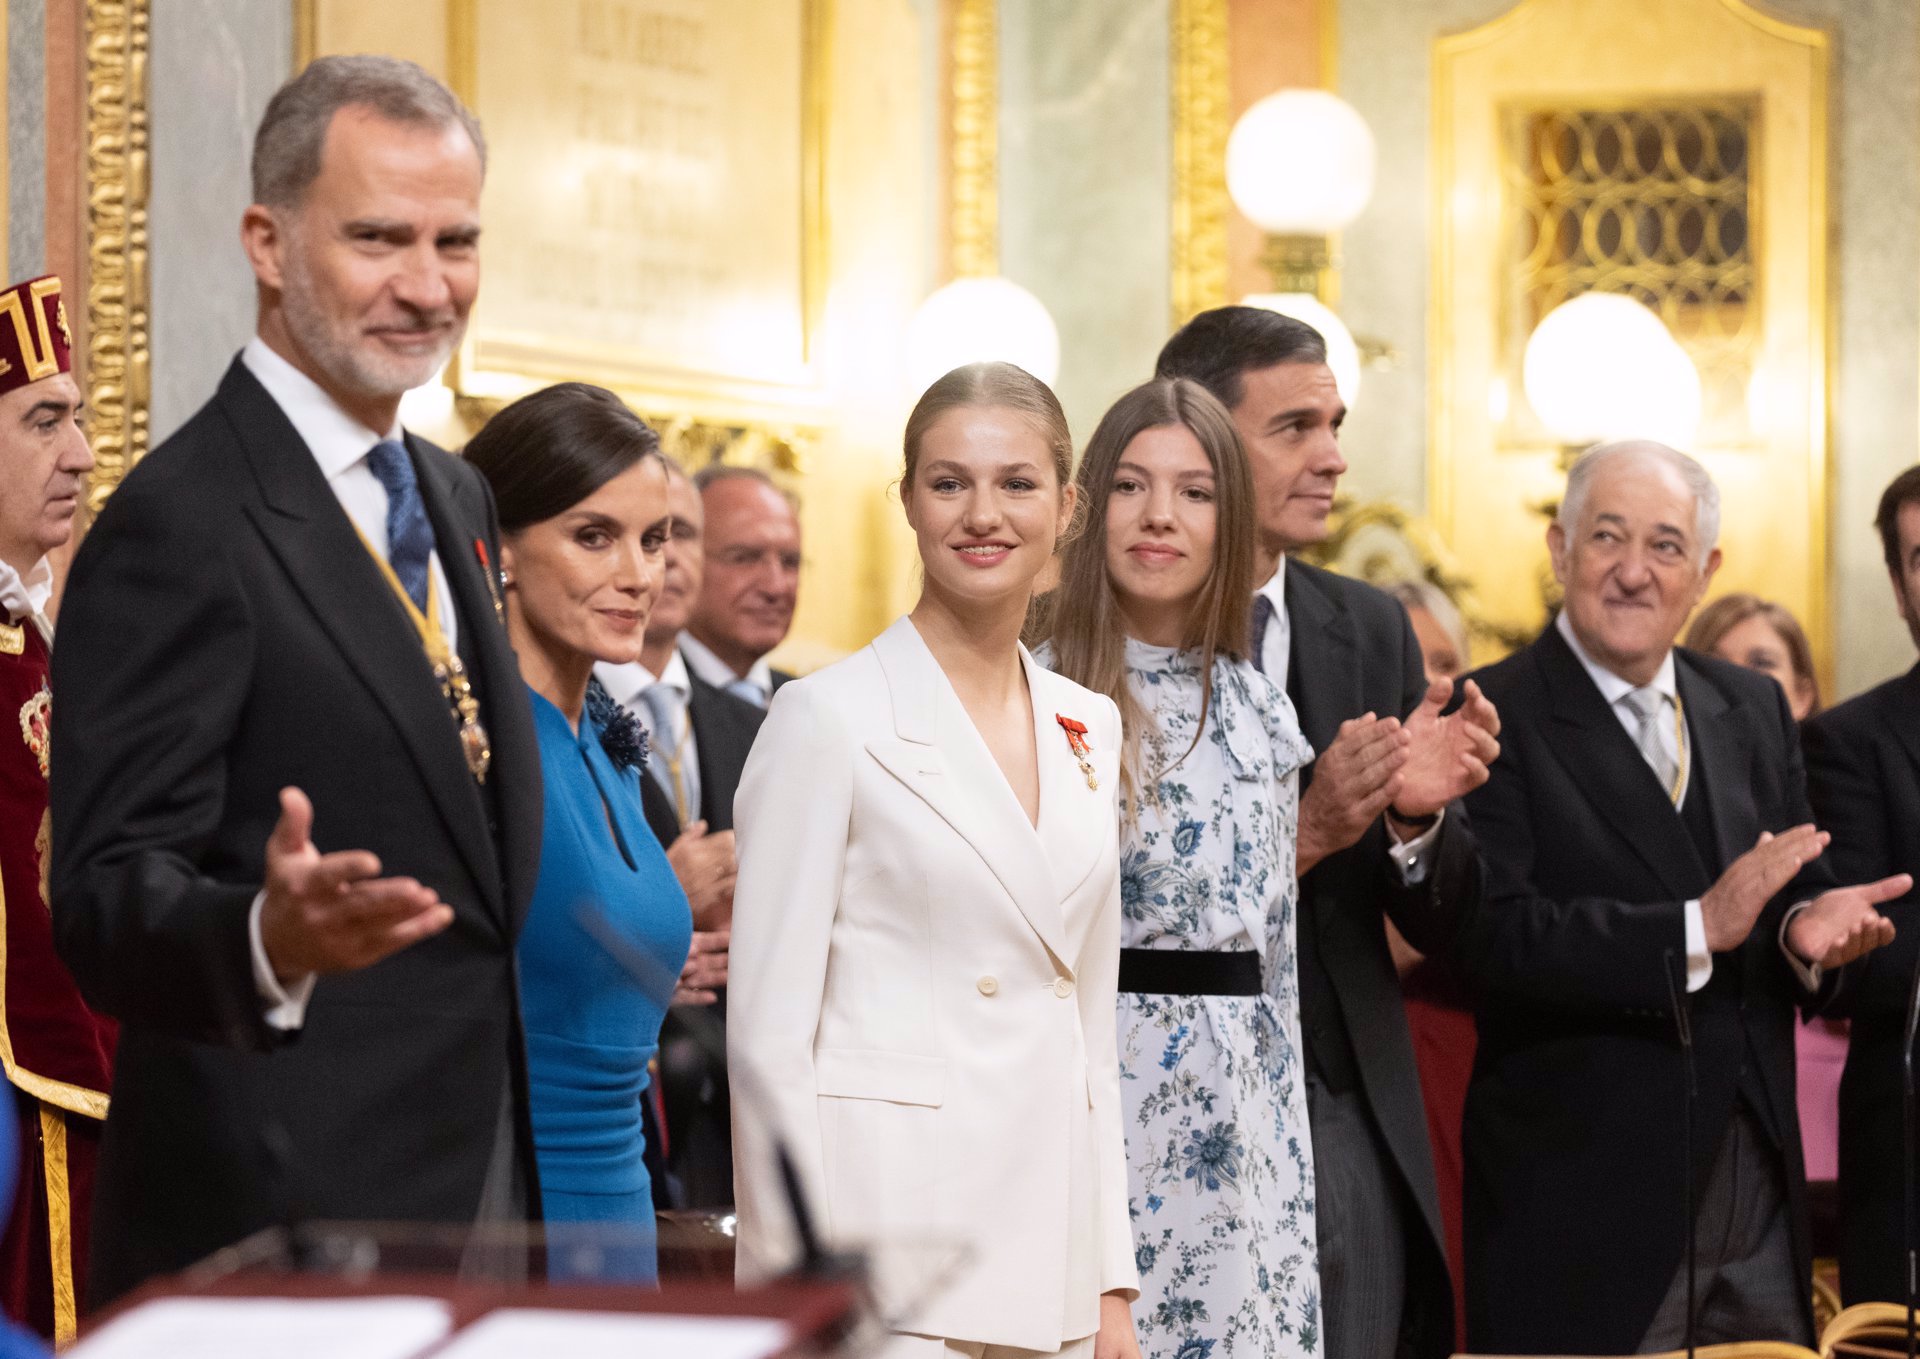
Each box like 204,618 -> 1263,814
672,928 -> 731,1006
258,786 -> 452,980
1393,676 -> 1502,820
1297,714 -> 1410,874
1786,875 -> 1908,971
665,820 -> 737,929
1700,826 -> 1828,952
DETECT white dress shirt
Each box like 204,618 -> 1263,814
681,630 -> 775,706
240,338 -> 461,1030
596,645 -> 703,823
1256,559 -> 1443,882
0,555 -> 53,641
1554,610 -> 1819,993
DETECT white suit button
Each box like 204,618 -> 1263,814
977,976 -> 999,996
1052,976 -> 1075,999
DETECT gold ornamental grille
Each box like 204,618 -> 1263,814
1502,98 -> 1760,445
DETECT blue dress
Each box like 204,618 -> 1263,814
517,687 -> 692,1281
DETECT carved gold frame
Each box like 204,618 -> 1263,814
948,0 -> 997,278
442,0 -> 830,477
1169,0 -> 1229,327
82,0 -> 150,511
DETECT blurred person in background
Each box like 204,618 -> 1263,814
683,467 -> 800,707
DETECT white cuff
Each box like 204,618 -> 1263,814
1778,901 -> 1823,993
248,889 -> 316,1031
1682,900 -> 1712,993
1386,807 -> 1445,885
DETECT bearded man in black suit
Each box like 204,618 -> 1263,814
1158,307 -> 1499,1359
1459,440 -> 1903,1353
1802,463 -> 1920,1305
51,56 -> 544,1304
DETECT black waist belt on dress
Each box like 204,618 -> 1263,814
1118,948 -> 1262,996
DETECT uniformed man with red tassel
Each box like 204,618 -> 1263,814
0,274 -> 113,1346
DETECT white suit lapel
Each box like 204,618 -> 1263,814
867,619 -> 1070,966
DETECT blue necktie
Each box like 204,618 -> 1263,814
365,439 -> 434,616
726,677 -> 767,709
1250,594 -> 1275,675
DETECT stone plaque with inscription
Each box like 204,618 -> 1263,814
459,0 -> 817,409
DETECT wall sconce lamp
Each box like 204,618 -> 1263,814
1227,89 -> 1382,406
1521,293 -> 1702,455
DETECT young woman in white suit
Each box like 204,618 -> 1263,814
728,362 -> 1143,1358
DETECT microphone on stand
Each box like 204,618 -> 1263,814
1665,949 -> 1698,1359
1902,942 -> 1920,1359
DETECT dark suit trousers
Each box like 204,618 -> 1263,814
1637,1104 -> 1810,1351
1310,1075 -> 1411,1359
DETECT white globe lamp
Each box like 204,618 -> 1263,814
1226,89 -> 1377,235
904,277 -> 1061,395
1522,293 -> 1702,447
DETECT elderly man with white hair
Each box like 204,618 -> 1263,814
1455,440 -> 1907,1355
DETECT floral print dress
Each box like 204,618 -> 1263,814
1115,638 -> 1320,1359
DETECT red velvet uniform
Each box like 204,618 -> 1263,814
0,613 -> 114,1343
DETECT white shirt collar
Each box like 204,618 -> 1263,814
594,645 -> 690,710
1256,556 -> 1288,613
680,630 -> 773,697
0,555 -> 52,625
241,337 -> 401,478
1555,608 -> 1678,708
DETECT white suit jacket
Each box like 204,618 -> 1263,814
728,617 -> 1138,1351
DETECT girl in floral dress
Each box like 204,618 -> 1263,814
1039,377 -> 1319,1359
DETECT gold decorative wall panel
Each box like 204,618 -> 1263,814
1431,0 -> 1830,679
948,0 -> 997,278
83,0 -> 150,511
1170,0 -> 1230,326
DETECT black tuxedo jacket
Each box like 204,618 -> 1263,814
637,663 -> 764,1208
1802,664 -> 1920,1303
637,667 -> 766,845
1458,626 -> 1831,1353
50,358 -> 543,1303
1285,559 -> 1481,1359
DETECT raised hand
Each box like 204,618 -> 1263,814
1785,875 -> 1908,971
1699,825 -> 1828,953
1394,676 -> 1502,819
1298,714 -> 1410,874
665,820 -> 738,929
257,786 -> 452,980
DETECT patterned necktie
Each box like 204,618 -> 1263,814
1621,687 -> 1680,805
642,683 -> 693,822
364,439 -> 435,616
1250,594 -> 1276,676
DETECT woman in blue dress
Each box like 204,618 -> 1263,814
465,382 -> 694,1280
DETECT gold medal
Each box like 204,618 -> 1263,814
436,656 -> 492,784
0,623 -> 22,656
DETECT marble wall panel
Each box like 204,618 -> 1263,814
149,0 -> 293,443
1000,0 -> 1172,447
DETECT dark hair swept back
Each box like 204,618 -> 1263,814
1876,464 -> 1920,575
1154,305 -> 1330,410
462,382 -> 663,532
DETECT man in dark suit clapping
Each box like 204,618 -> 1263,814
50,57 -> 544,1304
1459,441 -> 1904,1353
1802,464 -> 1920,1305
1158,307 -> 1499,1359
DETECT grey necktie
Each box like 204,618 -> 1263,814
726,676 -> 767,708
1621,687 -> 1680,805
642,684 -> 693,822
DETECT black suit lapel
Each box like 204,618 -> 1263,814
1283,563 -> 1360,773
1885,665 -> 1920,781
219,361 -> 508,923
1675,653 -> 1750,878
411,435 -> 543,933
1535,627 -> 1705,900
